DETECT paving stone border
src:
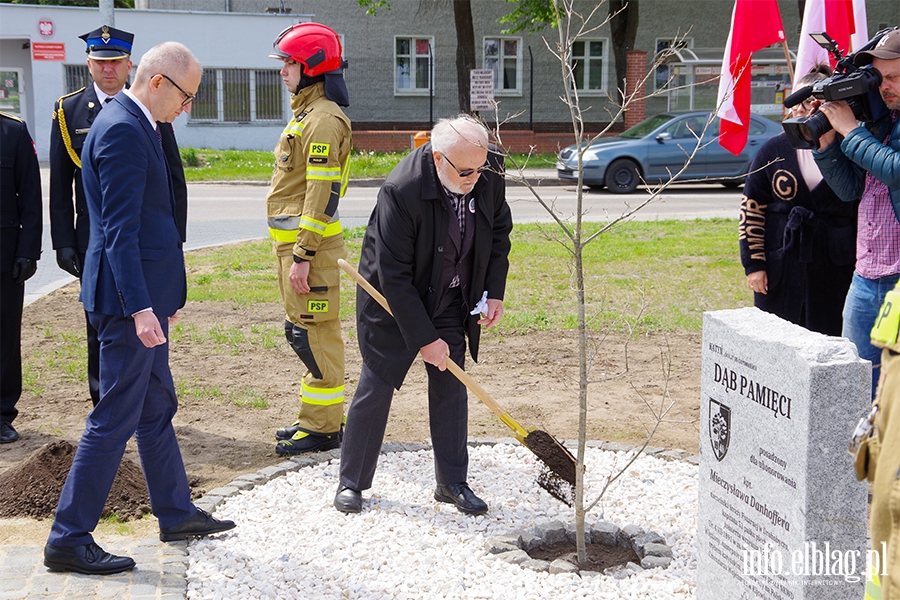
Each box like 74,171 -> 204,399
485,519 -> 674,575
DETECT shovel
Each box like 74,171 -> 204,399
338,258 -> 577,505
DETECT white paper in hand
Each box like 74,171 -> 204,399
470,291 -> 489,316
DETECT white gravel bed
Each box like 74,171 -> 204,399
186,444 -> 698,599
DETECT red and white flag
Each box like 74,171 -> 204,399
716,0 -> 786,155
794,0 -> 868,86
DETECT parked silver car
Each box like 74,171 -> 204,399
556,110 -> 783,193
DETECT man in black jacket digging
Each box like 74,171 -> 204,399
335,115 -> 513,515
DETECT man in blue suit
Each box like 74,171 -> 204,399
43,41 -> 235,576
49,26 -> 189,408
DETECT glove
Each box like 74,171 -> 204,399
56,247 -> 82,277
11,257 -> 36,285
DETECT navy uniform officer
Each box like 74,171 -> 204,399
49,25 -> 188,407
1,112 -> 42,444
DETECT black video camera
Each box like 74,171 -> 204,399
782,29 -> 895,150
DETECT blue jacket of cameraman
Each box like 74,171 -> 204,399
813,113 -> 900,219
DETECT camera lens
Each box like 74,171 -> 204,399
802,111 -> 834,146
782,111 -> 834,149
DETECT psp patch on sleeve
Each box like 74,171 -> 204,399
309,142 -> 331,157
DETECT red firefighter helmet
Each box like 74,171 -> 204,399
269,23 -> 343,76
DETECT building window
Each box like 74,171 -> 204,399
0,70 -> 22,114
654,38 -> 693,91
395,36 -> 432,93
64,65 -> 91,94
190,68 -> 284,123
571,39 -> 608,93
484,37 -> 522,94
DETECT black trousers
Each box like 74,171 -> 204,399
0,270 -> 24,424
340,290 -> 469,490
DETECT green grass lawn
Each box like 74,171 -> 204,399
179,148 -> 559,182
24,220 -> 747,403
184,220 -> 748,333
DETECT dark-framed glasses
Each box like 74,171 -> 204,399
158,73 -> 196,107
443,154 -> 490,178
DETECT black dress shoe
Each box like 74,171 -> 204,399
44,542 -> 135,575
334,485 -> 362,513
159,508 -> 236,542
434,482 -> 488,515
0,421 -> 19,444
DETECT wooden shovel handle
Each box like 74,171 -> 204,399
337,258 -> 528,440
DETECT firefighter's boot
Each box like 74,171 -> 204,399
275,429 -> 340,455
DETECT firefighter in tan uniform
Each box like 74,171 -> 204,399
862,283 -> 900,600
267,23 -> 352,455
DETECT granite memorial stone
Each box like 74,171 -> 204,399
698,307 -> 870,599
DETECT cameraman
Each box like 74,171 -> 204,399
815,28 -> 900,600
813,29 -> 900,397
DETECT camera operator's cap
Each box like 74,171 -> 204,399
79,25 -> 133,60
854,29 -> 900,66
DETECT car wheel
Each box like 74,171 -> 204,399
604,159 -> 640,194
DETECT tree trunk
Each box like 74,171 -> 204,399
454,0 -> 476,113
608,0 -> 640,104
575,238 -> 588,564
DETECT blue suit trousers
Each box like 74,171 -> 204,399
47,313 -> 194,546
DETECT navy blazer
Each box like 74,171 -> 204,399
79,93 -> 186,318
50,85 -> 189,253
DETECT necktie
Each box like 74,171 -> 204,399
155,126 -> 169,177
447,190 -> 466,238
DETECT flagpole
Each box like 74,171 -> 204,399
781,40 -> 795,83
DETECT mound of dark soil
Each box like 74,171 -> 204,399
528,541 -> 639,572
0,440 -> 151,521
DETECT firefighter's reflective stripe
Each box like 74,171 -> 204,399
268,216 -> 341,241
307,165 -> 342,181
299,214 -> 342,237
301,381 -> 344,406
866,570 -> 882,600
268,216 -> 300,243
284,120 -> 305,136
340,155 -> 350,196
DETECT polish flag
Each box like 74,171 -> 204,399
794,0 -> 867,86
716,0 -> 786,155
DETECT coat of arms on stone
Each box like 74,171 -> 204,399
709,398 -> 731,461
